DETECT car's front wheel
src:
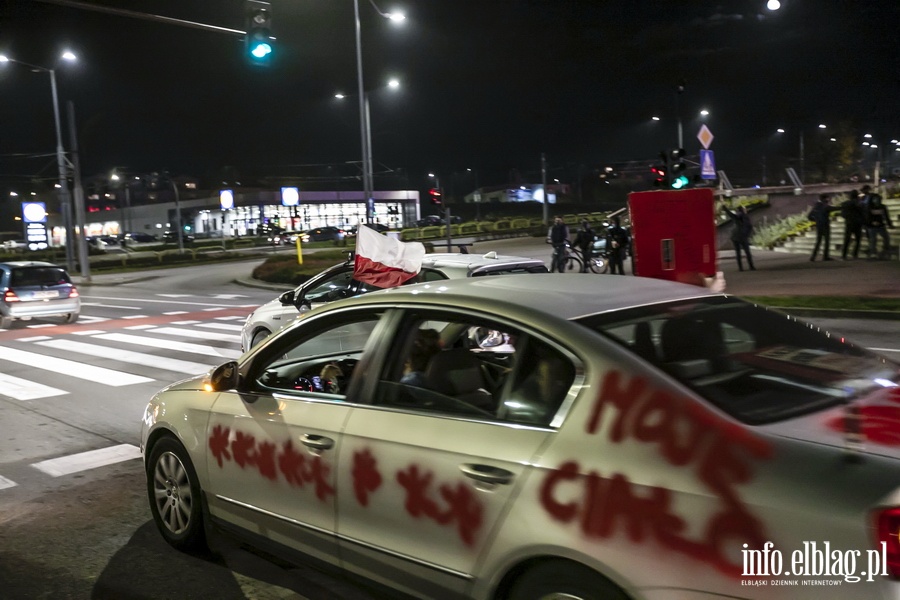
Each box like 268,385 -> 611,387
508,560 -> 629,600
146,436 -> 206,551
250,328 -> 271,348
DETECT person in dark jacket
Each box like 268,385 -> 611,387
864,193 -> 894,260
605,216 -> 630,275
840,189 -> 865,260
546,216 -> 570,273
573,219 -> 595,272
808,194 -> 840,261
721,203 -> 755,271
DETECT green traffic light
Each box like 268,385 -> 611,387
671,175 -> 690,189
250,41 -> 272,59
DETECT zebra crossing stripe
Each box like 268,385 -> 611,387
0,475 -> 17,490
31,444 -> 141,477
149,326 -> 238,343
0,347 -> 152,386
195,322 -> 244,332
92,332 -> 240,359
0,372 -> 67,400
34,339 -> 215,375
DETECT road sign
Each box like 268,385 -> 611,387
697,124 -> 714,149
700,149 -> 717,180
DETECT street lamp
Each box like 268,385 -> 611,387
0,50 -> 77,271
352,0 -> 405,224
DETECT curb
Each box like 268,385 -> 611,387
765,307 -> 900,321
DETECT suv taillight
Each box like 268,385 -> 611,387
874,507 -> 900,578
4,289 -> 19,303
69,286 -> 79,298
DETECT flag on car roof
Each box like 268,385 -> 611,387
353,225 -> 426,288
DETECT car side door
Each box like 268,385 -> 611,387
204,308 -> 386,566
335,308 -> 580,598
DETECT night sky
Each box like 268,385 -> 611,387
1,0 -> 898,200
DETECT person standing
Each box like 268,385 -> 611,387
808,194 -> 840,261
547,216 -> 570,273
573,219 -> 595,272
721,203 -> 755,271
864,193 -> 894,259
840,189 -> 865,260
606,216 -> 630,275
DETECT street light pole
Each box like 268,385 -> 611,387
0,52 -> 77,271
353,0 -> 373,224
172,179 -> 184,254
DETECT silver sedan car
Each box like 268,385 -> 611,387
142,274 -> 900,600
0,261 -> 81,328
240,251 -> 549,351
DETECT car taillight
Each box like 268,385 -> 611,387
874,507 -> 900,578
69,286 -> 79,298
4,289 -> 19,303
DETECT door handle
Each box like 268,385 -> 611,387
459,463 -> 515,485
300,434 -> 334,450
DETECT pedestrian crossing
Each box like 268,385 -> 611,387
0,312 -> 249,494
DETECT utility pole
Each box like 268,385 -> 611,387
66,101 -> 90,281
541,153 -> 548,226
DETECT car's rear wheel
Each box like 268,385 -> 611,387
250,328 -> 271,348
64,312 -> 78,324
146,436 -> 206,551
0,316 -> 12,329
508,560 -> 629,600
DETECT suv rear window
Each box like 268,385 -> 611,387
11,267 -> 72,287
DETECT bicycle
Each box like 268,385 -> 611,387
549,241 -> 583,273
573,244 -> 610,274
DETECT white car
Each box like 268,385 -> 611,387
240,251 -> 549,351
143,274 -> 900,599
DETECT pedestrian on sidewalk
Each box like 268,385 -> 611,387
605,216 -> 630,275
720,203 -> 755,271
864,193 -> 894,260
840,189 -> 865,260
573,219 -> 595,272
808,194 -> 840,261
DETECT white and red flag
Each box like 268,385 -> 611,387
353,225 -> 426,288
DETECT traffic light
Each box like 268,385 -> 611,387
245,1 -> 273,66
669,148 -> 689,188
651,165 -> 667,187
429,188 -> 443,205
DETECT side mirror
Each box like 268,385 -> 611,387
205,361 -> 239,392
278,290 -> 296,306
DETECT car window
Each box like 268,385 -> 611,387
11,267 -> 71,287
578,297 -> 900,425
305,270 -> 357,303
254,314 -> 381,399
372,312 -> 574,426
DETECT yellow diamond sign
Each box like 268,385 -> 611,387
698,124 -> 714,149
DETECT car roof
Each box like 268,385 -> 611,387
421,251 -> 545,274
0,261 -> 65,269
337,273 -> 719,319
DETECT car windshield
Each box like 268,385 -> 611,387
577,296 -> 900,425
11,267 -> 72,287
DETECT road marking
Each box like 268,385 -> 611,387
31,444 -> 141,477
121,315 -> 149,320
75,315 -> 110,324
211,294 -> 249,299
871,347 -> 900,354
72,330 -> 107,335
89,295 -> 245,308
171,320 -> 201,325
149,326 -> 238,343
25,324 -> 57,329
196,322 -> 244,332
80,302 -> 141,310
92,332 -> 240,359
0,373 -> 67,400
202,307 -> 226,312
163,311 -> 189,315
17,336 -> 52,342
0,475 -> 17,490
214,316 -> 246,321
35,339 -> 215,375
125,324 -> 156,330
0,347 -> 153,386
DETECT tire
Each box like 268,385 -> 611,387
0,316 -> 12,329
64,312 -> 79,324
250,328 -> 271,349
588,256 -> 610,274
146,436 -> 206,551
508,560 -> 630,600
564,256 -> 582,273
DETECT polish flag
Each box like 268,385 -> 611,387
353,225 -> 426,288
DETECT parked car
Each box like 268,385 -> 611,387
142,274 -> 900,600
163,231 -> 195,244
0,261 -> 80,328
300,226 -> 345,243
121,232 -> 158,245
240,251 -> 549,350
1,239 -> 28,252
415,214 -> 462,227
